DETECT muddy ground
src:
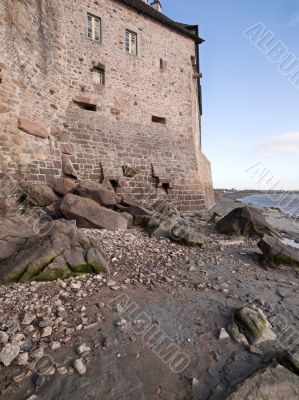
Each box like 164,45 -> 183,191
0,191 -> 299,400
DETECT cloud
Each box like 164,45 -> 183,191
287,12 -> 299,27
256,132 -> 299,155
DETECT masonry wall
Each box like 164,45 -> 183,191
0,0 -> 214,212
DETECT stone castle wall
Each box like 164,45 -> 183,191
0,0 -> 214,212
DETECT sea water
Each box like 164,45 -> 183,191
240,193 -> 299,218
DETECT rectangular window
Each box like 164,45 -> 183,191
152,115 -> 166,124
93,67 -> 105,85
125,29 -> 137,55
87,14 -> 101,42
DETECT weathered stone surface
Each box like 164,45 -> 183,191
234,305 -> 276,345
52,177 -> 78,196
73,96 -> 97,107
18,118 -> 48,139
0,219 -> 108,284
0,216 -> 35,262
217,207 -> 280,238
75,181 -> 116,207
258,235 -> 299,268
224,365 -> 299,400
21,183 -> 59,207
61,154 -> 78,179
58,194 -> 128,230
122,166 -> 139,178
59,143 -> 74,155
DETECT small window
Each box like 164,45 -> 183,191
152,115 -> 166,124
87,14 -> 101,42
125,29 -> 137,55
93,67 -> 105,85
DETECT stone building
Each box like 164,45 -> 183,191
0,0 -> 214,212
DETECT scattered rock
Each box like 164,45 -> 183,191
219,328 -> 230,340
0,331 -> 9,344
50,341 -> 61,351
0,344 -> 20,366
76,343 -> 91,355
74,358 -> 86,375
16,352 -> 29,365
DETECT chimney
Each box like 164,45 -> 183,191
151,0 -> 162,12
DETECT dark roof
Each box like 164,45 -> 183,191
116,0 -> 204,43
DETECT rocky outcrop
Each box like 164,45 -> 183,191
21,183 -> 59,207
217,207 -> 280,238
0,219 -> 109,284
224,365 -> 299,400
75,181 -> 116,207
57,194 -> 128,230
258,235 -> 299,268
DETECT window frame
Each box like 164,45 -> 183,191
86,12 -> 102,43
125,29 -> 138,55
93,66 -> 105,85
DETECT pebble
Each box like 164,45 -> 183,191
219,328 -> 230,340
74,358 -> 86,375
30,348 -> 44,359
77,343 -> 91,355
16,352 -> 29,366
0,344 -> 20,366
41,327 -> 52,337
57,366 -> 68,375
50,341 -> 61,351
70,282 -> 81,289
0,331 -> 9,344
22,313 -> 36,325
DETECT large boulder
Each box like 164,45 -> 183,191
217,206 -> 280,238
0,216 -> 36,262
223,365 -> 299,400
0,219 -> 109,284
75,181 -> 116,207
57,194 -> 128,230
234,305 -> 276,345
52,177 -> 78,196
258,235 -> 299,268
21,183 -> 59,207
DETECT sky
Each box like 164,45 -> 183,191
162,0 -> 299,190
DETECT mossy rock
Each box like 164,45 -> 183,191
234,306 -> 276,345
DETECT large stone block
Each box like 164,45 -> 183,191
18,118 -> 48,139
57,194 -> 128,230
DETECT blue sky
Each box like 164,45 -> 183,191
162,0 -> 299,190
